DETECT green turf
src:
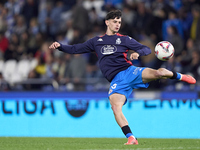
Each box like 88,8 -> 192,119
0,137 -> 199,150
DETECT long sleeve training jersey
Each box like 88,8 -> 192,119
58,33 -> 151,82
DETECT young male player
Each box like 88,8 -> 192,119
49,10 -> 196,145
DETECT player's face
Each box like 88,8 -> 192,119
106,17 -> 121,34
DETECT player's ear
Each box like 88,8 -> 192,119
105,20 -> 109,26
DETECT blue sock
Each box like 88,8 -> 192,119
176,72 -> 182,80
171,71 -> 182,80
126,133 -> 133,138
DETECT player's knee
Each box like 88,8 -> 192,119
154,68 -> 166,79
111,104 -> 122,115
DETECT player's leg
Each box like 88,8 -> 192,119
142,68 -> 172,83
141,68 -> 196,84
109,93 -> 138,145
109,93 -> 127,127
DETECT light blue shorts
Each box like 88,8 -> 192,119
108,66 -> 149,104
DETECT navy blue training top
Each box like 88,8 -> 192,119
58,33 -> 151,82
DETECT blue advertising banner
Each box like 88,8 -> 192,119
0,92 -> 199,138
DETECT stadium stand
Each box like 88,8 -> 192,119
0,0 -> 200,91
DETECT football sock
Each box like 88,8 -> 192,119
170,71 -> 181,80
121,125 -> 134,138
176,73 -> 182,80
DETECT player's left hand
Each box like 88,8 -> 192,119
130,52 -> 139,60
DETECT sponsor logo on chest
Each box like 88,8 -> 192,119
101,45 -> 117,55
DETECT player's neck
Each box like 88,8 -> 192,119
106,30 -> 117,36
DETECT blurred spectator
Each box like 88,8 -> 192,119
178,48 -> 200,83
38,0 -> 47,13
177,38 -> 196,74
27,32 -> 44,58
71,0 -> 91,35
162,11 -> 184,41
151,0 -> 174,20
166,25 -> 184,57
20,0 -> 39,27
62,0 -> 77,11
4,0 -> 21,16
29,17 -> 39,36
145,8 -> 166,43
35,41 -> 52,64
63,19 -> 75,44
69,28 -> 84,45
65,54 -> 87,91
45,52 -> 55,79
52,54 -> 71,84
167,0 -> 183,11
35,57 -> 46,78
0,72 -> 10,91
86,52 -> 99,78
18,31 -> 31,59
12,15 -> 27,35
190,4 -> 200,42
4,43 -> 18,61
104,0 -> 123,10
24,69 -> 41,90
120,5 -> 135,35
38,1 -> 65,40
4,32 -> 26,60
0,31 -> 9,59
178,6 -> 193,41
87,7 -> 104,26
38,1 -> 53,38
83,0 -> 106,27
189,50 -> 200,80
19,31 -> 29,47
182,0 -> 200,11
4,33 -> 20,61
122,5 -> 135,27
0,6 -> 15,38
132,2 -> 152,40
0,3 -> 7,32
49,1 -> 65,38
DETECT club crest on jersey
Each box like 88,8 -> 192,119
101,45 -> 117,55
116,38 -> 121,44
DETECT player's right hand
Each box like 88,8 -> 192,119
130,52 -> 139,60
49,42 -> 60,50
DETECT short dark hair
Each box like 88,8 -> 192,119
105,9 -> 122,20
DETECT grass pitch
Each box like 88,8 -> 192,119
0,137 -> 199,150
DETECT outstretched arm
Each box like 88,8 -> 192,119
49,39 -> 94,54
126,36 -> 151,56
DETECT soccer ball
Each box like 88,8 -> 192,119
155,41 -> 174,61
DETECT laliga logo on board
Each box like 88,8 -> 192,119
101,45 -> 117,55
65,100 -> 89,117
